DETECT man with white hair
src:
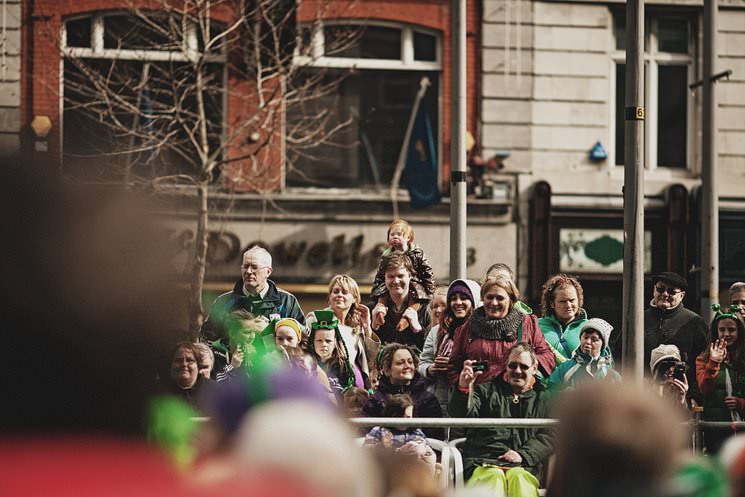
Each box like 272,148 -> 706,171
202,245 -> 304,342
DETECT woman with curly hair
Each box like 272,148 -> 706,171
364,343 -> 442,436
537,274 -> 589,364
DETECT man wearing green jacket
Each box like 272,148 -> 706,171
449,342 -> 555,497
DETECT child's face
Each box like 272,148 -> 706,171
313,329 -> 336,362
388,228 -> 408,250
403,405 -> 414,418
275,325 -> 299,348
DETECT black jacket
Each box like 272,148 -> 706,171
201,279 -> 304,342
644,304 -> 707,403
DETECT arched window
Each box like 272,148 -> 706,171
287,22 -> 441,190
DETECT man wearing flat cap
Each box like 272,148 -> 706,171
644,271 -> 707,403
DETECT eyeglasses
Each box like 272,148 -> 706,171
241,264 -> 267,272
731,300 -> 745,307
507,361 -> 532,371
655,285 -> 682,296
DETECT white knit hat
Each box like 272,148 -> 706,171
581,318 -> 614,349
649,344 -> 682,375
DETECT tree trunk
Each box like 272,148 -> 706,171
189,182 -> 209,335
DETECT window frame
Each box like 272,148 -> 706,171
288,20 -> 443,193
609,13 -> 697,173
59,12 -> 228,173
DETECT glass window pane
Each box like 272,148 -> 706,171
103,15 -> 174,50
66,17 -> 91,48
657,65 -> 687,168
414,31 -> 437,61
658,18 -> 688,53
324,25 -> 401,59
614,16 -> 625,51
286,70 -> 438,188
614,15 -> 650,52
615,63 -> 626,165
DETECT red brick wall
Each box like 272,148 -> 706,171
24,0 -> 479,192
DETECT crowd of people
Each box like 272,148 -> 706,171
5,165 -> 745,497
148,217 -> 745,497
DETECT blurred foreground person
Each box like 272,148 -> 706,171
234,399 -> 380,497
0,164 -> 304,497
547,382 -> 686,497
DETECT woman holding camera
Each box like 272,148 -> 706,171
696,305 -> 745,453
447,276 -> 555,388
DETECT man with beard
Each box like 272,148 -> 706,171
449,342 -> 555,495
202,246 -> 304,342
643,272 -> 707,404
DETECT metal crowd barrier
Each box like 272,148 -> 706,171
349,417 -> 558,429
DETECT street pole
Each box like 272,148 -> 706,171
622,0 -> 645,381
450,0 -> 467,280
701,0 -> 719,323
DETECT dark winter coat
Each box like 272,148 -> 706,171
448,374 -> 555,479
201,279 -> 304,342
644,303 -> 707,403
372,302 -> 430,351
363,373 -> 443,437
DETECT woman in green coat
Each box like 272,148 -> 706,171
537,274 -> 588,365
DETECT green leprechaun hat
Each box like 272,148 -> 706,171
311,309 -> 338,330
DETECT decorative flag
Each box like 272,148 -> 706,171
402,103 -> 440,208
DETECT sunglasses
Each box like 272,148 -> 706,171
655,285 -> 683,296
731,299 -> 745,307
507,361 -> 532,371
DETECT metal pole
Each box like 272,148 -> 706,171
621,0 -> 645,381
701,0 -> 719,323
450,0 -> 467,280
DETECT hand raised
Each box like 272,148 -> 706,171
710,338 -> 728,363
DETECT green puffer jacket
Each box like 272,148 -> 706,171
448,375 -> 555,479
538,310 -> 588,363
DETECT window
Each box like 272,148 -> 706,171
288,23 -> 441,189
61,13 -> 225,181
612,14 -> 695,170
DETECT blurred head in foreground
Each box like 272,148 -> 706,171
0,164 -> 179,436
547,381 -> 686,497
233,399 -> 380,497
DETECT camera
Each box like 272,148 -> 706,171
472,360 -> 489,372
654,359 -> 689,383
